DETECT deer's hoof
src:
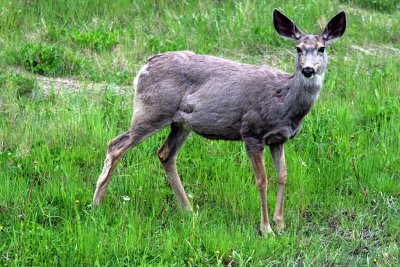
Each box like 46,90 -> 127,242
260,224 -> 275,236
273,218 -> 286,231
183,204 -> 193,212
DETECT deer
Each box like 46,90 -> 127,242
93,9 -> 346,235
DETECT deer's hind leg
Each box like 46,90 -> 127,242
157,123 -> 192,211
93,116 -> 171,206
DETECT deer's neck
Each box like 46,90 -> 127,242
286,72 -> 324,119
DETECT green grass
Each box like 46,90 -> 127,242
0,0 -> 399,265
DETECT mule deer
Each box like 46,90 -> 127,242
93,9 -> 346,235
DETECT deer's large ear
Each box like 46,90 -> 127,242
273,9 -> 303,40
322,11 -> 346,42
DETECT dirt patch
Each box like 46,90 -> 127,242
13,67 -> 131,95
349,44 -> 400,56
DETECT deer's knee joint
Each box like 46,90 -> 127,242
278,173 -> 287,185
257,177 -> 268,190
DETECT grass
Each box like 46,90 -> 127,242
0,0 -> 399,265
10,43 -> 86,76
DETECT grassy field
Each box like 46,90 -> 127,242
0,0 -> 399,265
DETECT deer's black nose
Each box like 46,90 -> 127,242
302,67 -> 315,78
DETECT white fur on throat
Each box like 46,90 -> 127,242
297,73 -> 325,104
301,73 -> 324,88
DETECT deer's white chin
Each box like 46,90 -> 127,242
301,73 -> 324,87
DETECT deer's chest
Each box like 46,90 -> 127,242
240,108 -> 305,145
262,111 -> 306,145
262,123 -> 303,145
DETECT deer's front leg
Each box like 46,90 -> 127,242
270,144 -> 287,231
244,137 -> 273,235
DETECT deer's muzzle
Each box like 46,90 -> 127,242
302,67 -> 315,78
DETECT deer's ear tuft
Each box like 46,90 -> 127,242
273,9 -> 303,40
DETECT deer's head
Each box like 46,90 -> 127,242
273,9 -> 346,79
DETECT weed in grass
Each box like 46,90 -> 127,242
9,43 -> 86,76
70,26 -> 120,51
0,72 -> 37,98
339,0 -> 400,13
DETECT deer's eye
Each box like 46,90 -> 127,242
318,47 -> 326,53
296,47 -> 302,54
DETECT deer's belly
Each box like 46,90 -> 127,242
174,109 -> 243,140
193,126 -> 242,141
189,116 -> 243,141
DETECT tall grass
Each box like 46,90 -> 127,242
0,0 -> 399,265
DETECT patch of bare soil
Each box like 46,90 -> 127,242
14,67 -> 131,95
349,44 -> 400,56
